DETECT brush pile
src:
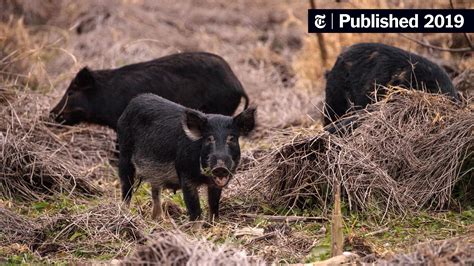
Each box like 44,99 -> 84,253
0,89 -> 115,201
250,88 -> 473,214
122,230 -> 263,266
376,232 -> 474,265
0,203 -> 146,258
0,207 -> 43,247
36,203 -> 145,257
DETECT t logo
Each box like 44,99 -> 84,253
314,14 -> 326,29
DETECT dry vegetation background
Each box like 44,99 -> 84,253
1,0 -> 473,264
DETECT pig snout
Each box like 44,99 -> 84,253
210,159 -> 233,188
211,167 -> 231,178
211,167 -> 231,187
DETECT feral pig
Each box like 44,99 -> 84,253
50,52 -> 249,130
324,43 -> 459,126
117,94 -> 256,221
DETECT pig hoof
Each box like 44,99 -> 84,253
191,221 -> 206,230
151,211 -> 166,221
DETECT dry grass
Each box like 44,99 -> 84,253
0,0 -> 473,264
122,230 -> 263,265
373,229 -> 474,265
0,89 -> 116,201
0,202 -> 147,260
36,203 -> 146,258
0,18 -> 61,90
249,88 -> 473,216
0,207 -> 43,247
454,69 -> 474,98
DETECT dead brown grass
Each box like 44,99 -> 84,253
0,18 -> 56,90
0,202 -> 147,259
374,230 -> 474,265
36,203 -> 146,258
454,69 -> 474,97
1,0 -> 472,264
0,207 -> 43,247
249,88 -> 473,216
121,230 -> 263,265
0,89 -> 116,201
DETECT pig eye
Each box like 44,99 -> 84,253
206,135 -> 215,144
227,135 -> 236,143
67,91 -> 74,97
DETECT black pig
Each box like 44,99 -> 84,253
51,52 -> 249,129
117,94 -> 256,221
324,43 -> 458,125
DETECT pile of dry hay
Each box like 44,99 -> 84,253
122,230 -> 263,266
250,88 -> 473,214
0,89 -> 115,201
0,207 -> 43,247
0,203 -> 146,258
37,203 -> 145,257
374,232 -> 474,265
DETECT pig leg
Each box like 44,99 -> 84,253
207,186 -> 222,222
323,93 -> 349,126
323,76 -> 350,126
118,154 -> 135,204
180,177 -> 202,221
151,185 -> 164,220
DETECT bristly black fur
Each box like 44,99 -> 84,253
323,43 -> 459,126
117,94 -> 256,221
51,52 -> 249,130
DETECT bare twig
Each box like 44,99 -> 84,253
244,231 -> 279,246
449,0 -> 474,50
378,236 -> 474,264
240,213 -> 328,222
331,181 -> 343,257
309,0 -> 329,66
364,227 -> 389,237
400,34 -> 473,53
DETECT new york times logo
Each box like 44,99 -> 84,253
308,9 -> 474,33
314,14 -> 326,29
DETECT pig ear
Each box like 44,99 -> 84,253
182,110 -> 207,141
233,107 -> 256,136
75,67 -> 95,89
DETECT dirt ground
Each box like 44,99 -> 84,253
1,0 -> 473,264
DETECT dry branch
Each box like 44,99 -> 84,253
331,182 -> 343,257
400,33 -> 473,53
309,0 -> 328,67
240,213 -> 328,222
449,0 -> 474,50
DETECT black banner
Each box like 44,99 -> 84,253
308,9 -> 474,33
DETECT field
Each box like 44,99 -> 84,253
1,0 -> 473,264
